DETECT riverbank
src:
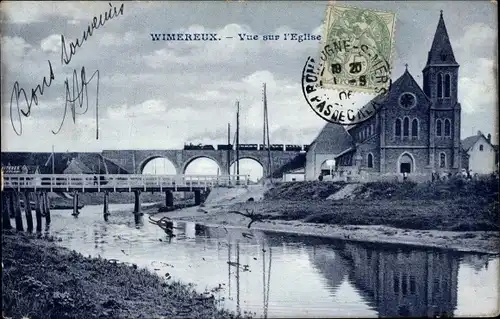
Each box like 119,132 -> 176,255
1,231 -> 250,319
154,177 -> 499,254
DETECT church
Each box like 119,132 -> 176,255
305,11 -> 462,182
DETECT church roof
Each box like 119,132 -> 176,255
346,68 -> 431,132
425,11 -> 458,68
309,122 -> 354,155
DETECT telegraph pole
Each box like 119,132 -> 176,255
236,101 -> 240,181
227,123 -> 231,175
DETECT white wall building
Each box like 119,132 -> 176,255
283,168 -> 305,182
461,131 -> 497,175
305,123 -> 354,181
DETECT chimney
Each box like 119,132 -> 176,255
477,130 -> 482,136
487,133 -> 491,143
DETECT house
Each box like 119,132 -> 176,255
283,167 -> 305,182
305,11 -> 463,182
461,131 -> 497,175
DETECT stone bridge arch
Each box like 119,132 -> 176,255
139,155 -> 180,175
230,156 -> 267,178
181,154 -> 224,175
135,151 -> 181,175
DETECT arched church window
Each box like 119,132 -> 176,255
437,73 -> 443,98
440,152 -> 446,168
367,153 -> 373,168
479,145 -> 484,151
444,74 -> 451,98
411,119 -> 418,137
395,119 -> 402,137
436,119 -> 442,136
403,117 -> 410,137
444,119 -> 451,137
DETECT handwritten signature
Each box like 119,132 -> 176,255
52,67 -> 100,138
8,2 -> 124,139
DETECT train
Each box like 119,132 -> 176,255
285,144 -> 302,152
184,143 -> 310,152
239,144 -> 259,151
217,144 -> 233,150
184,144 -> 215,150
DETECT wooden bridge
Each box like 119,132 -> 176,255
2,174 -> 250,192
1,173 -> 250,232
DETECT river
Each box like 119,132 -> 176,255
44,203 -> 498,318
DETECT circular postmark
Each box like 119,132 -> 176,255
301,41 -> 392,125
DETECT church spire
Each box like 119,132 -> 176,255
425,10 -> 458,67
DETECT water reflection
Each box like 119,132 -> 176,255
45,207 -> 498,318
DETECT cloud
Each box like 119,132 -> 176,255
98,31 -> 137,47
0,2 -> 113,24
455,23 -> 497,53
1,36 -> 34,60
40,34 -> 61,53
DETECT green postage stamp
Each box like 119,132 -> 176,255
319,5 -> 396,94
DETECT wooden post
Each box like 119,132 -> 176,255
8,192 -> 15,218
23,191 -> 34,232
43,192 -> 51,225
165,190 -> 174,207
103,191 -> 109,221
194,190 -> 201,205
133,190 -> 142,225
134,190 -> 141,213
13,192 -> 24,231
2,193 -> 12,230
72,191 -> 79,217
34,192 -> 43,232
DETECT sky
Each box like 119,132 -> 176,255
0,1 -> 498,176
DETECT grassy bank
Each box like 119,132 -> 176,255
1,231 -> 248,319
229,176 -> 499,232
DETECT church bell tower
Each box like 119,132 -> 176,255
423,11 -> 461,171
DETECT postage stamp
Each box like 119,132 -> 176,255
319,5 -> 396,94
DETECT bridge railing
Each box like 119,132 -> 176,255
2,174 -> 250,192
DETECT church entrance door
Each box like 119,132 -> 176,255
399,153 -> 413,173
400,163 -> 411,173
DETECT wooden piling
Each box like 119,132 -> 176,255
72,191 -> 79,216
194,190 -> 202,206
134,191 -> 141,213
165,190 -> 174,207
34,192 -> 43,232
43,192 -> 51,225
103,191 -> 110,222
13,192 -> 24,231
23,191 -> 34,232
2,192 -> 12,230
8,192 -> 15,218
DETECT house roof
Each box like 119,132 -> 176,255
461,131 -> 494,152
309,122 -> 354,155
1,152 -> 131,174
425,11 -> 458,68
461,135 -> 481,152
64,158 -> 94,174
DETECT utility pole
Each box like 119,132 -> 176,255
227,123 -> 231,175
236,101 -> 240,181
52,145 -> 55,175
262,84 -> 272,184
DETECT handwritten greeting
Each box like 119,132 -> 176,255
9,2 -> 125,140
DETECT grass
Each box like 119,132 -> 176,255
2,231 -> 249,319
232,176 -> 500,232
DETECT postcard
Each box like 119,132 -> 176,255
1,1 -> 498,318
